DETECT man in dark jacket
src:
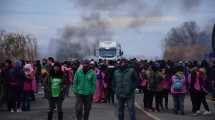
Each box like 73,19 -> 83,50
112,59 -> 139,120
210,61 -> 215,100
106,60 -> 116,104
4,60 -> 19,112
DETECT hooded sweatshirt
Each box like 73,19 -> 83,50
171,72 -> 187,94
73,69 -> 96,95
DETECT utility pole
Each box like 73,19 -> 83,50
212,24 -> 215,52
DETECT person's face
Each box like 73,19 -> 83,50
120,61 -> 127,68
120,61 -> 125,66
24,68 -> 31,73
48,60 -> 52,65
89,64 -> 94,69
161,69 -> 166,74
54,66 -> 60,72
83,63 -> 89,68
42,60 -> 47,64
5,63 -> 9,68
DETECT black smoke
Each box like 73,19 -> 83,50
50,0 -> 215,60
51,14 -> 112,60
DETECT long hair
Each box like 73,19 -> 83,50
191,69 -> 203,87
191,70 -> 197,86
50,62 -> 64,78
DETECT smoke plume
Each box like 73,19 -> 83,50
50,0 -> 215,60
52,14 -> 112,60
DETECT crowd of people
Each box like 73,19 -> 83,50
0,57 -> 215,120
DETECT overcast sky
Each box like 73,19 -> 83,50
0,0 -> 215,58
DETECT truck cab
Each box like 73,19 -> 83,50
96,41 -> 123,61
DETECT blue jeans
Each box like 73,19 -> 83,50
117,95 -> 136,120
17,89 -> 24,110
172,93 -> 185,113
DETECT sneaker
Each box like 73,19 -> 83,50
193,110 -> 201,116
10,109 -> 14,113
196,110 -> 201,114
17,109 -> 22,112
202,111 -> 211,115
192,113 -> 198,116
174,110 -> 178,115
148,108 -> 154,112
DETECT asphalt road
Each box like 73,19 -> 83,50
0,94 -> 152,120
136,93 -> 215,120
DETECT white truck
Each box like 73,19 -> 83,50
96,41 -> 123,60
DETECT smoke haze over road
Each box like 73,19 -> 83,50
0,0 -> 214,59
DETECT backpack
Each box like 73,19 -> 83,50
173,75 -> 183,91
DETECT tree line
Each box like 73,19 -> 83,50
0,30 -> 38,62
163,21 -> 212,61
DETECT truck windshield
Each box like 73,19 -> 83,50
99,48 -> 116,58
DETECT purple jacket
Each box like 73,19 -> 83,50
171,72 -> 187,94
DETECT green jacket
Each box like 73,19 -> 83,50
73,69 -> 96,95
49,76 -> 66,97
112,68 -> 139,98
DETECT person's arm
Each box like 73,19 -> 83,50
112,71 -> 116,93
72,72 -> 79,94
158,73 -> 164,84
61,74 -> 68,92
44,75 -> 50,90
91,72 -> 96,94
132,69 -> 139,90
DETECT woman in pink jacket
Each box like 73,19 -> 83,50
171,65 -> 187,115
139,65 -> 149,109
189,67 -> 211,116
23,64 -> 35,111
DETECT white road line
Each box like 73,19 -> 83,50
135,102 -> 161,120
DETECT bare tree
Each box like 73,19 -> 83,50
163,21 -> 211,61
212,24 -> 215,52
0,30 -> 38,62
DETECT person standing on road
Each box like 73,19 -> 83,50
209,61 -> 215,101
73,60 -> 96,120
92,62 -> 103,103
189,65 -> 211,116
112,59 -> 139,120
0,63 -> 6,107
106,60 -> 116,104
35,60 -> 42,92
153,65 -> 164,112
45,62 -> 67,120
4,60 -> 19,112
147,63 -> 163,112
138,64 -> 149,109
62,62 -> 73,97
158,67 -> 171,110
15,60 -> 25,112
171,64 -> 187,115
43,57 -> 55,100
47,57 -> 55,72
23,63 -> 35,111
146,63 -> 156,112
100,64 -> 108,103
